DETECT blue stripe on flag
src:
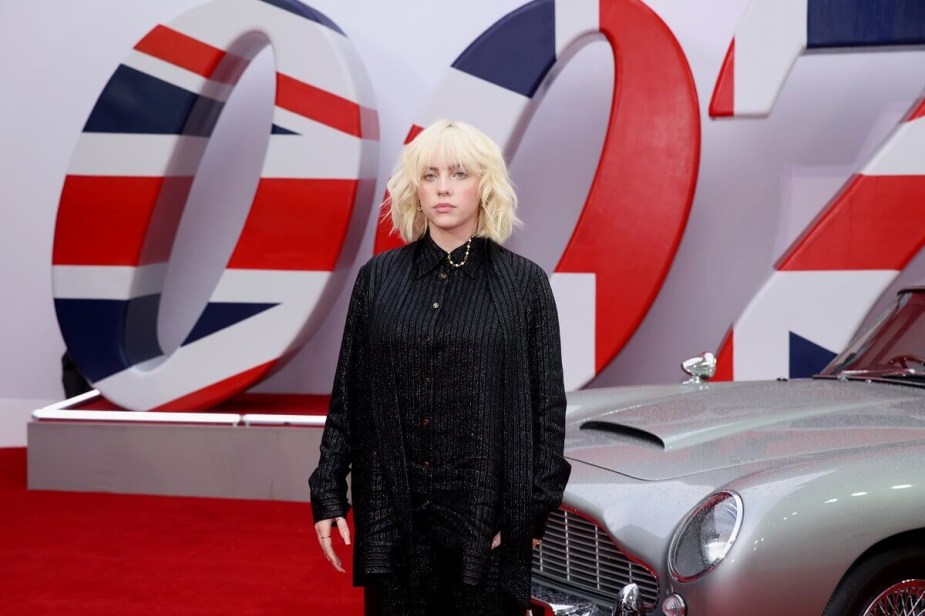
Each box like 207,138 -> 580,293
55,296 -> 164,382
258,0 -> 345,35
789,331 -> 838,378
124,294 -> 164,367
182,302 -> 278,346
271,124 -> 299,135
808,0 -> 925,48
84,65 -> 224,135
451,0 -> 556,98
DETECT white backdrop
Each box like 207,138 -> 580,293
2,0 -> 924,421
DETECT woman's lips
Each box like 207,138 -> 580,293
434,204 -> 454,213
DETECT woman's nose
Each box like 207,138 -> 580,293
437,175 -> 451,194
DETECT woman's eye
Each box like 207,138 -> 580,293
454,171 -> 468,178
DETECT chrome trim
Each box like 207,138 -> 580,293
614,583 -> 646,616
531,584 -> 608,615
681,352 -> 716,384
533,508 -> 659,610
668,490 -> 744,582
661,594 -> 686,616
861,579 -> 925,616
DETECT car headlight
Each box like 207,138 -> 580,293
669,491 -> 743,582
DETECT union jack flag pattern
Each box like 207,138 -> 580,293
711,0 -> 925,380
374,0 -> 701,390
53,0 -> 378,411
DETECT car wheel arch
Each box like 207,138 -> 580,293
822,529 -> 925,616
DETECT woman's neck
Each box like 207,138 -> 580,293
429,226 -> 476,253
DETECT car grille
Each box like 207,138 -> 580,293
532,508 -> 659,609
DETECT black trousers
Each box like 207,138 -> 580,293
362,543 -> 523,616
363,575 -> 523,616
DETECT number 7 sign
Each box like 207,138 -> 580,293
711,0 -> 925,380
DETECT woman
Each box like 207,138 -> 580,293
309,119 -> 570,615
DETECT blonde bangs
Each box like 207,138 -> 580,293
385,119 -> 520,244
409,127 -> 482,179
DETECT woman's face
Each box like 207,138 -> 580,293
416,157 -> 480,240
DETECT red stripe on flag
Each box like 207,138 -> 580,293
276,73 -> 374,138
218,393 -> 331,414
373,192 -> 405,255
54,175 -> 193,266
228,178 -> 358,270
72,392 -> 331,414
404,124 -> 424,144
907,97 -> 925,122
777,174 -> 925,271
154,361 -> 275,411
555,0 -> 699,372
134,25 -> 244,84
372,125 -> 424,255
709,39 -> 735,118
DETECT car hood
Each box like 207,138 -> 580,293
564,379 -> 925,481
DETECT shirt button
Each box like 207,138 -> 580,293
432,302 -> 440,309
422,334 -> 431,343
424,376 -> 431,385
422,461 -> 431,470
438,272 -> 448,280
422,418 -> 430,428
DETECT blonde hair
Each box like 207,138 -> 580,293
384,119 -> 520,244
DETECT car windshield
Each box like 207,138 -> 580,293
820,290 -> 925,379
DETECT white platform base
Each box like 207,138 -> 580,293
28,419 -> 326,502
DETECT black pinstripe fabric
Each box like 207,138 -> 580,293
309,235 -> 570,607
388,237 -> 504,577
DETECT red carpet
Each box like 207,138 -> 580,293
0,448 -> 362,615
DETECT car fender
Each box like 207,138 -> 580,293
675,439 -> 925,615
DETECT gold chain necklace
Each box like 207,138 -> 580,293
446,236 -> 473,268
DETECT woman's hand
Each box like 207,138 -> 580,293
315,516 -> 351,572
490,532 -> 541,550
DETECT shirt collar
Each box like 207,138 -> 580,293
414,232 -> 485,279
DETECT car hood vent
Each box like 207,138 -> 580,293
579,421 -> 665,449
563,379 -> 925,480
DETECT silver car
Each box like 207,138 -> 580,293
531,287 -> 925,616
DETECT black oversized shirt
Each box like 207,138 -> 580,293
372,234 -> 505,575
309,236 -> 571,603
